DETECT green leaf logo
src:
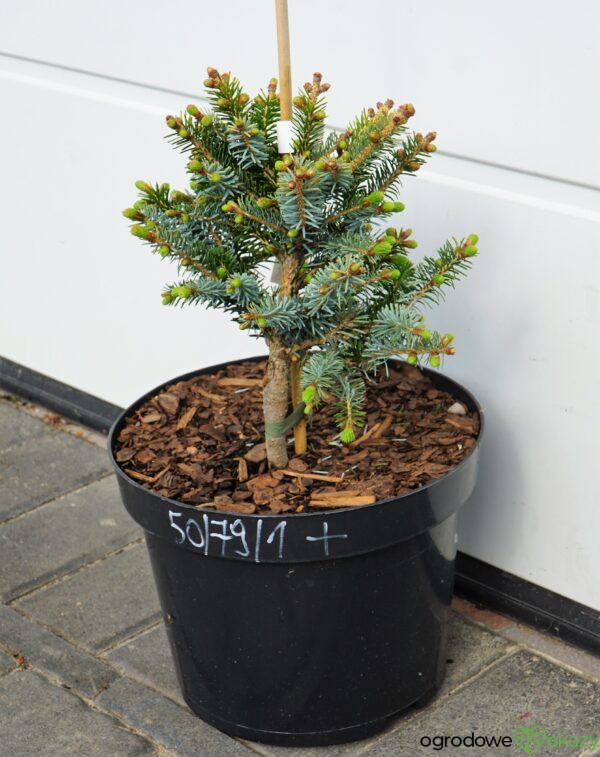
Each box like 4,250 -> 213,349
513,726 -> 547,754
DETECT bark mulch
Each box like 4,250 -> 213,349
114,360 -> 479,514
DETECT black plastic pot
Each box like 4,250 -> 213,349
108,356 -> 483,746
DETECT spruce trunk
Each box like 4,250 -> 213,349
263,339 -> 290,468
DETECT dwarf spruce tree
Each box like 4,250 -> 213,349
124,68 -> 478,469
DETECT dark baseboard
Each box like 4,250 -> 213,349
0,356 -> 121,433
2,356 -> 599,655
455,554 -> 599,655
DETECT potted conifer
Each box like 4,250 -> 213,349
109,6 -> 483,745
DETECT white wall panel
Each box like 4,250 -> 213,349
1,5 -> 599,611
0,59 -> 262,406
399,157 -> 600,610
1,0 -> 599,186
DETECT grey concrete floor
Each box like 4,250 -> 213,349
0,394 -> 598,757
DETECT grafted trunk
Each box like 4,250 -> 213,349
263,339 -> 291,468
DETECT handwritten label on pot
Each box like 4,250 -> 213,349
168,510 -> 348,562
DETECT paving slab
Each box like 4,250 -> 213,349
0,400 -> 50,451
498,622 -> 600,682
0,605 -> 118,698
0,648 -> 16,676
0,431 -> 111,521
248,739 -> 358,757
357,650 -> 600,756
105,622 -> 184,705
97,675 -> 251,756
0,475 -> 140,601
15,543 -> 161,652
440,612 -> 511,695
0,670 -> 153,756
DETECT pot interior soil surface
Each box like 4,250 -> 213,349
114,360 -> 479,515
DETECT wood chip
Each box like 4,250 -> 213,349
350,422 -> 381,447
141,412 -> 162,424
125,466 -> 169,484
157,392 -> 180,415
280,469 -> 343,483
115,448 -> 135,463
213,494 -> 234,509
232,489 -> 253,501
216,501 -> 256,514
310,495 -> 376,508
372,414 -> 393,439
312,488 -> 364,499
236,457 -> 249,482
343,449 -> 369,463
217,377 -> 262,388
246,473 -> 280,490
176,462 -> 203,479
197,424 -> 227,443
418,447 -> 438,463
288,457 -> 309,472
176,406 -> 197,430
243,442 -> 267,463
194,386 -> 226,403
445,416 -> 478,433
135,449 -> 154,464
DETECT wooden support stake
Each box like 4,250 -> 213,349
290,359 -> 307,455
274,0 -> 304,454
275,0 -> 292,120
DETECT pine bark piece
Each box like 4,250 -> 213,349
176,406 -> 197,430
350,422 -> 381,447
135,450 -> 154,464
194,386 -> 226,403
236,457 -> 249,482
176,463 -> 204,481
217,501 -> 256,514
312,488 -> 364,498
280,469 -> 343,483
197,424 -> 227,443
157,392 -> 180,415
445,415 -> 478,433
343,449 -> 369,463
217,377 -> 263,388
115,448 -> 135,463
288,457 -> 308,472
310,495 -> 376,507
247,473 -> 281,490
141,412 -> 162,424
125,466 -> 169,484
372,414 -> 393,439
244,443 -> 267,463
